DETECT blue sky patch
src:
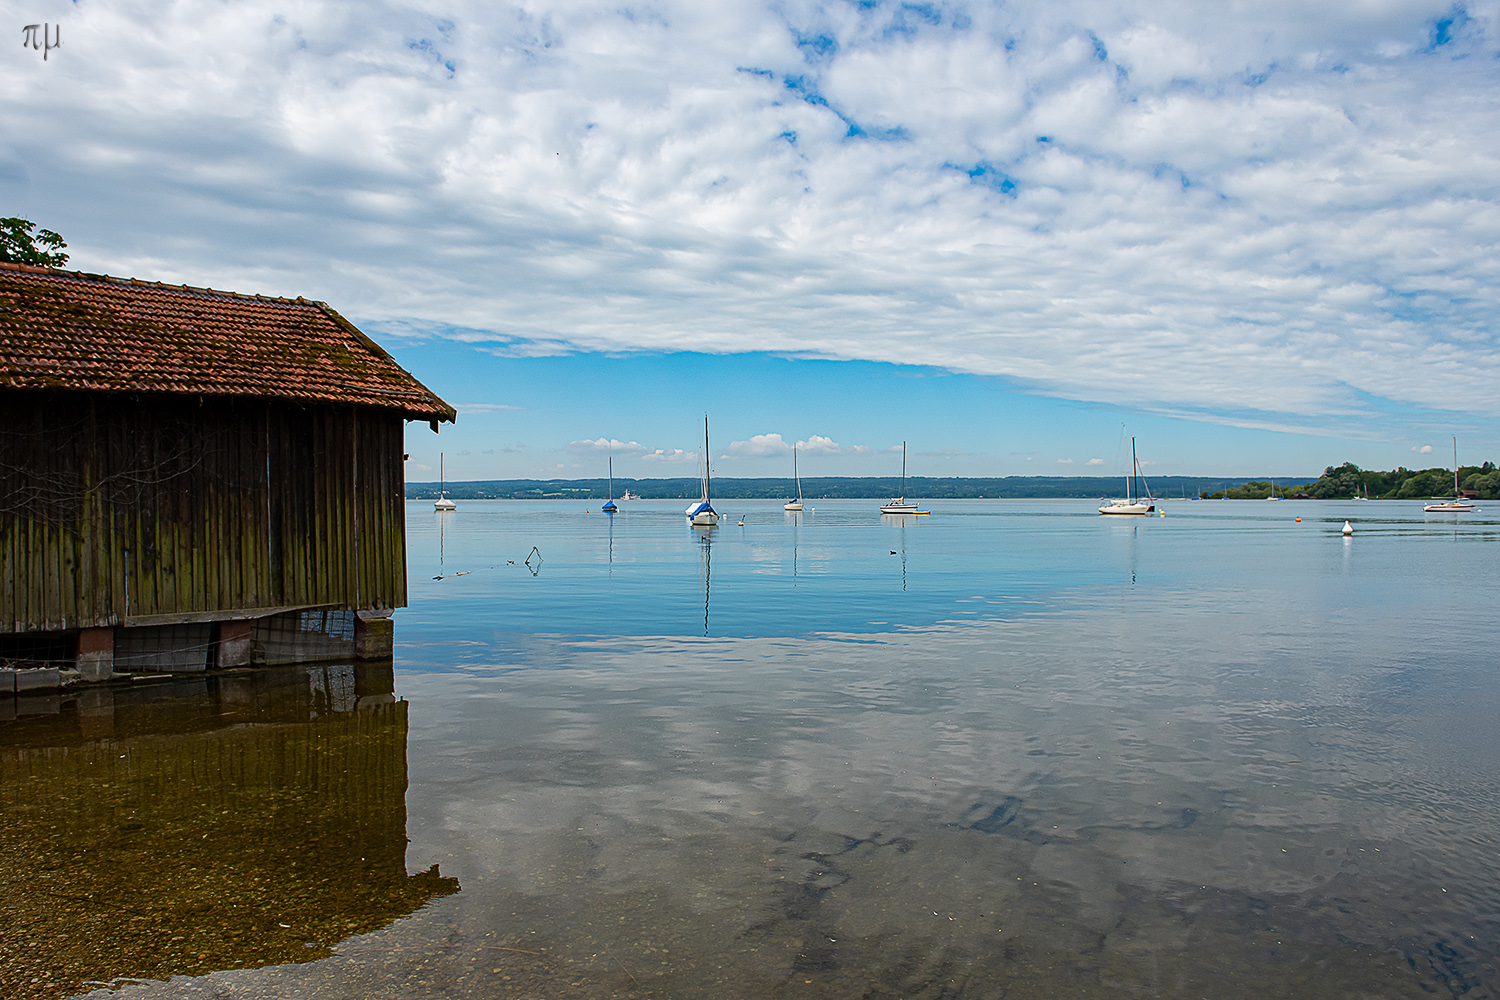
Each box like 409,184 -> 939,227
795,31 -> 839,61
1429,5 -> 1471,49
947,161 -> 1017,195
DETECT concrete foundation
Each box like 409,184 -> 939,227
216,620 -> 255,668
354,614 -> 394,660
15,667 -> 61,691
0,608 -> 392,690
76,627 -> 114,682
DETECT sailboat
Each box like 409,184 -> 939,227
685,415 -> 721,526
1265,478 -> 1283,500
1424,438 -> 1477,512
880,442 -> 928,514
784,443 -> 804,511
1098,438 -> 1155,515
602,454 -> 618,513
434,453 -> 456,511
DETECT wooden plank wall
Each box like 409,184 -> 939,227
0,392 -> 409,632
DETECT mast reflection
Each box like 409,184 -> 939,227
699,531 -> 713,636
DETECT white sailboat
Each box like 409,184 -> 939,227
880,442 -> 928,515
434,453 -> 456,511
784,443 -> 804,511
1099,438 -> 1155,515
1424,438 -> 1477,512
685,415 -> 721,526
602,454 -> 617,513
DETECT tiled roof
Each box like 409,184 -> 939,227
0,263 -> 455,422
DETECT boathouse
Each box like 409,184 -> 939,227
0,263 -> 455,685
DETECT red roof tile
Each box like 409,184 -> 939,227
0,263 -> 455,422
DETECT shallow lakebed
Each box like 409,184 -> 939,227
3,499 -> 1497,998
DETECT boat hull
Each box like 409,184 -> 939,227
1099,502 -> 1153,515
880,503 -> 928,515
1423,502 -> 1476,512
434,499 -> 456,511
686,501 -> 719,525
783,501 -> 803,511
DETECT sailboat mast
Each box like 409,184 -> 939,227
902,441 -> 907,501
1454,436 -> 1460,497
1129,438 -> 1137,504
794,444 -> 800,500
440,453 -> 445,496
703,415 -> 711,502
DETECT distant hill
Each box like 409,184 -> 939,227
1219,460 -> 1500,500
405,475 -> 1299,501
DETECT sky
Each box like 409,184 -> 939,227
5,0 -> 1499,480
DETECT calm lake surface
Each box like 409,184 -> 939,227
4,499 -> 1499,998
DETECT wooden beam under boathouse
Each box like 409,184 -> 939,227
0,262 -> 456,687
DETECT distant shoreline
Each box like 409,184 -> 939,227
405,475 -> 1311,501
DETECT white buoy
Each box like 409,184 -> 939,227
1342,520 -> 1353,536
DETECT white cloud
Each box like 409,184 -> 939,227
1413,443 -> 1435,454
11,0 -> 1500,428
1086,458 -> 1106,466
641,448 -> 698,463
798,435 -> 843,454
567,437 -> 646,454
1056,457 -> 1074,464
726,433 -> 790,457
458,402 -> 526,413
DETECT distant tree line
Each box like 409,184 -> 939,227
1205,461 -> 1500,500
407,475 -> 1300,501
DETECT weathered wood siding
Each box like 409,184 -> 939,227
0,391 -> 408,632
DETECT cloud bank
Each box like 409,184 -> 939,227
567,437 -> 646,454
7,0 -> 1500,427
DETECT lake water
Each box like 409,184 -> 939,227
4,499 -> 1499,998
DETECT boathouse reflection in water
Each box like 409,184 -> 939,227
0,664 -> 458,1000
